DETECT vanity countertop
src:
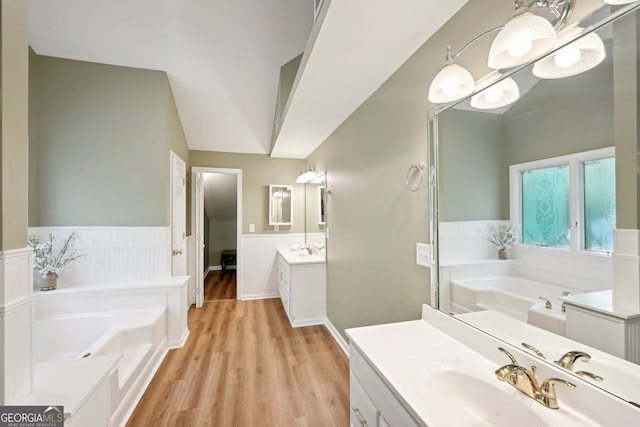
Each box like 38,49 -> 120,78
346,305 -> 640,426
278,248 -> 325,265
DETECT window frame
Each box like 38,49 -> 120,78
509,147 -> 615,254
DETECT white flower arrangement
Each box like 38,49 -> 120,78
487,223 -> 520,251
27,231 -> 85,277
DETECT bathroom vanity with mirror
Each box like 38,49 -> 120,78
429,1 -> 640,411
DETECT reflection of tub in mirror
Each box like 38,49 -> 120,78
450,275 -> 573,336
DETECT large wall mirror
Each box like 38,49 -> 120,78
430,3 -> 640,407
269,185 -> 293,225
304,171 -> 326,256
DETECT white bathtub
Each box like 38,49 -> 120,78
450,276 -> 578,335
34,277 -> 189,427
36,307 -> 166,413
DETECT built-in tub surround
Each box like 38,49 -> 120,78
347,305 -> 640,426
34,278 -> 188,426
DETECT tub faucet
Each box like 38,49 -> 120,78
495,347 -> 576,409
554,351 -> 591,370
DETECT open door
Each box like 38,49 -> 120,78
192,167 -> 242,305
194,170 -> 205,308
171,151 -> 187,276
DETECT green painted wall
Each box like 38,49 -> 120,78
29,55 -> 188,226
190,151 -> 305,234
1,0 -> 29,250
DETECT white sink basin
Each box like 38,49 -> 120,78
421,370 -> 550,427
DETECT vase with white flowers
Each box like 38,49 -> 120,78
487,223 -> 520,260
27,231 -> 85,291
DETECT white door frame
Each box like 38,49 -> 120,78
170,151 -> 187,276
191,167 -> 243,306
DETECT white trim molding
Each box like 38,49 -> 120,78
613,229 -> 640,311
324,318 -> 349,357
0,247 -> 35,403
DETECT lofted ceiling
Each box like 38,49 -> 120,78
28,0 -> 314,155
28,0 -> 468,158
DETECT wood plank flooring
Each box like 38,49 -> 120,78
204,270 -> 236,301
126,298 -> 350,426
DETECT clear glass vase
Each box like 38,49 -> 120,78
40,272 -> 58,291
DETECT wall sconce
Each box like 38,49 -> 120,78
532,23 -> 606,78
470,72 -> 520,109
296,165 -> 317,183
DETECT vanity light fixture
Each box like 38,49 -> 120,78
532,24 -> 606,79
470,72 -> 520,110
487,2 -> 560,70
428,46 -> 476,103
296,165 -> 317,183
429,0 -> 576,105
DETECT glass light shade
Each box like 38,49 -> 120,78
603,0 -> 638,4
428,63 -> 475,103
470,72 -> 520,110
532,26 -> 605,79
488,12 -> 557,69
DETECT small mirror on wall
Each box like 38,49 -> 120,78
269,185 -> 293,225
318,186 -> 326,225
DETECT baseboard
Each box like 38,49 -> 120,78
169,328 -> 190,349
240,292 -> 279,301
324,318 -> 349,357
207,265 -> 237,272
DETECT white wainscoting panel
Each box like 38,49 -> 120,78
28,227 -> 171,287
240,233 -> 306,300
0,247 -> 35,403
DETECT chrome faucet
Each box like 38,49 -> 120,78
495,347 -> 576,409
554,351 -> 590,370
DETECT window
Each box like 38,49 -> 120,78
510,148 -> 615,253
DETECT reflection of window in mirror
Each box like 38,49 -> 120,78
269,185 -> 293,225
318,186 -> 326,225
510,148 -> 615,253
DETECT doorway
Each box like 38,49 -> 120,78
192,167 -> 242,307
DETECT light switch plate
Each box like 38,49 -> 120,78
416,243 -> 430,268
249,224 -> 255,233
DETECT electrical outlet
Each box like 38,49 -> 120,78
274,224 -> 279,232
249,224 -> 255,233
416,243 -> 431,268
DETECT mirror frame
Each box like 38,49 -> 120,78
268,184 -> 293,225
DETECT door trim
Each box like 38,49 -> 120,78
191,167 -> 243,305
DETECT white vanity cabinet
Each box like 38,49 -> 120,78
349,344 -> 421,427
277,250 -> 326,327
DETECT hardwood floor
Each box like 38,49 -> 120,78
204,270 -> 236,301
126,298 -> 350,426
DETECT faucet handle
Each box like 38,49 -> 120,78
554,350 -> 591,370
498,346 -> 518,364
538,297 -> 552,309
538,378 -> 576,409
